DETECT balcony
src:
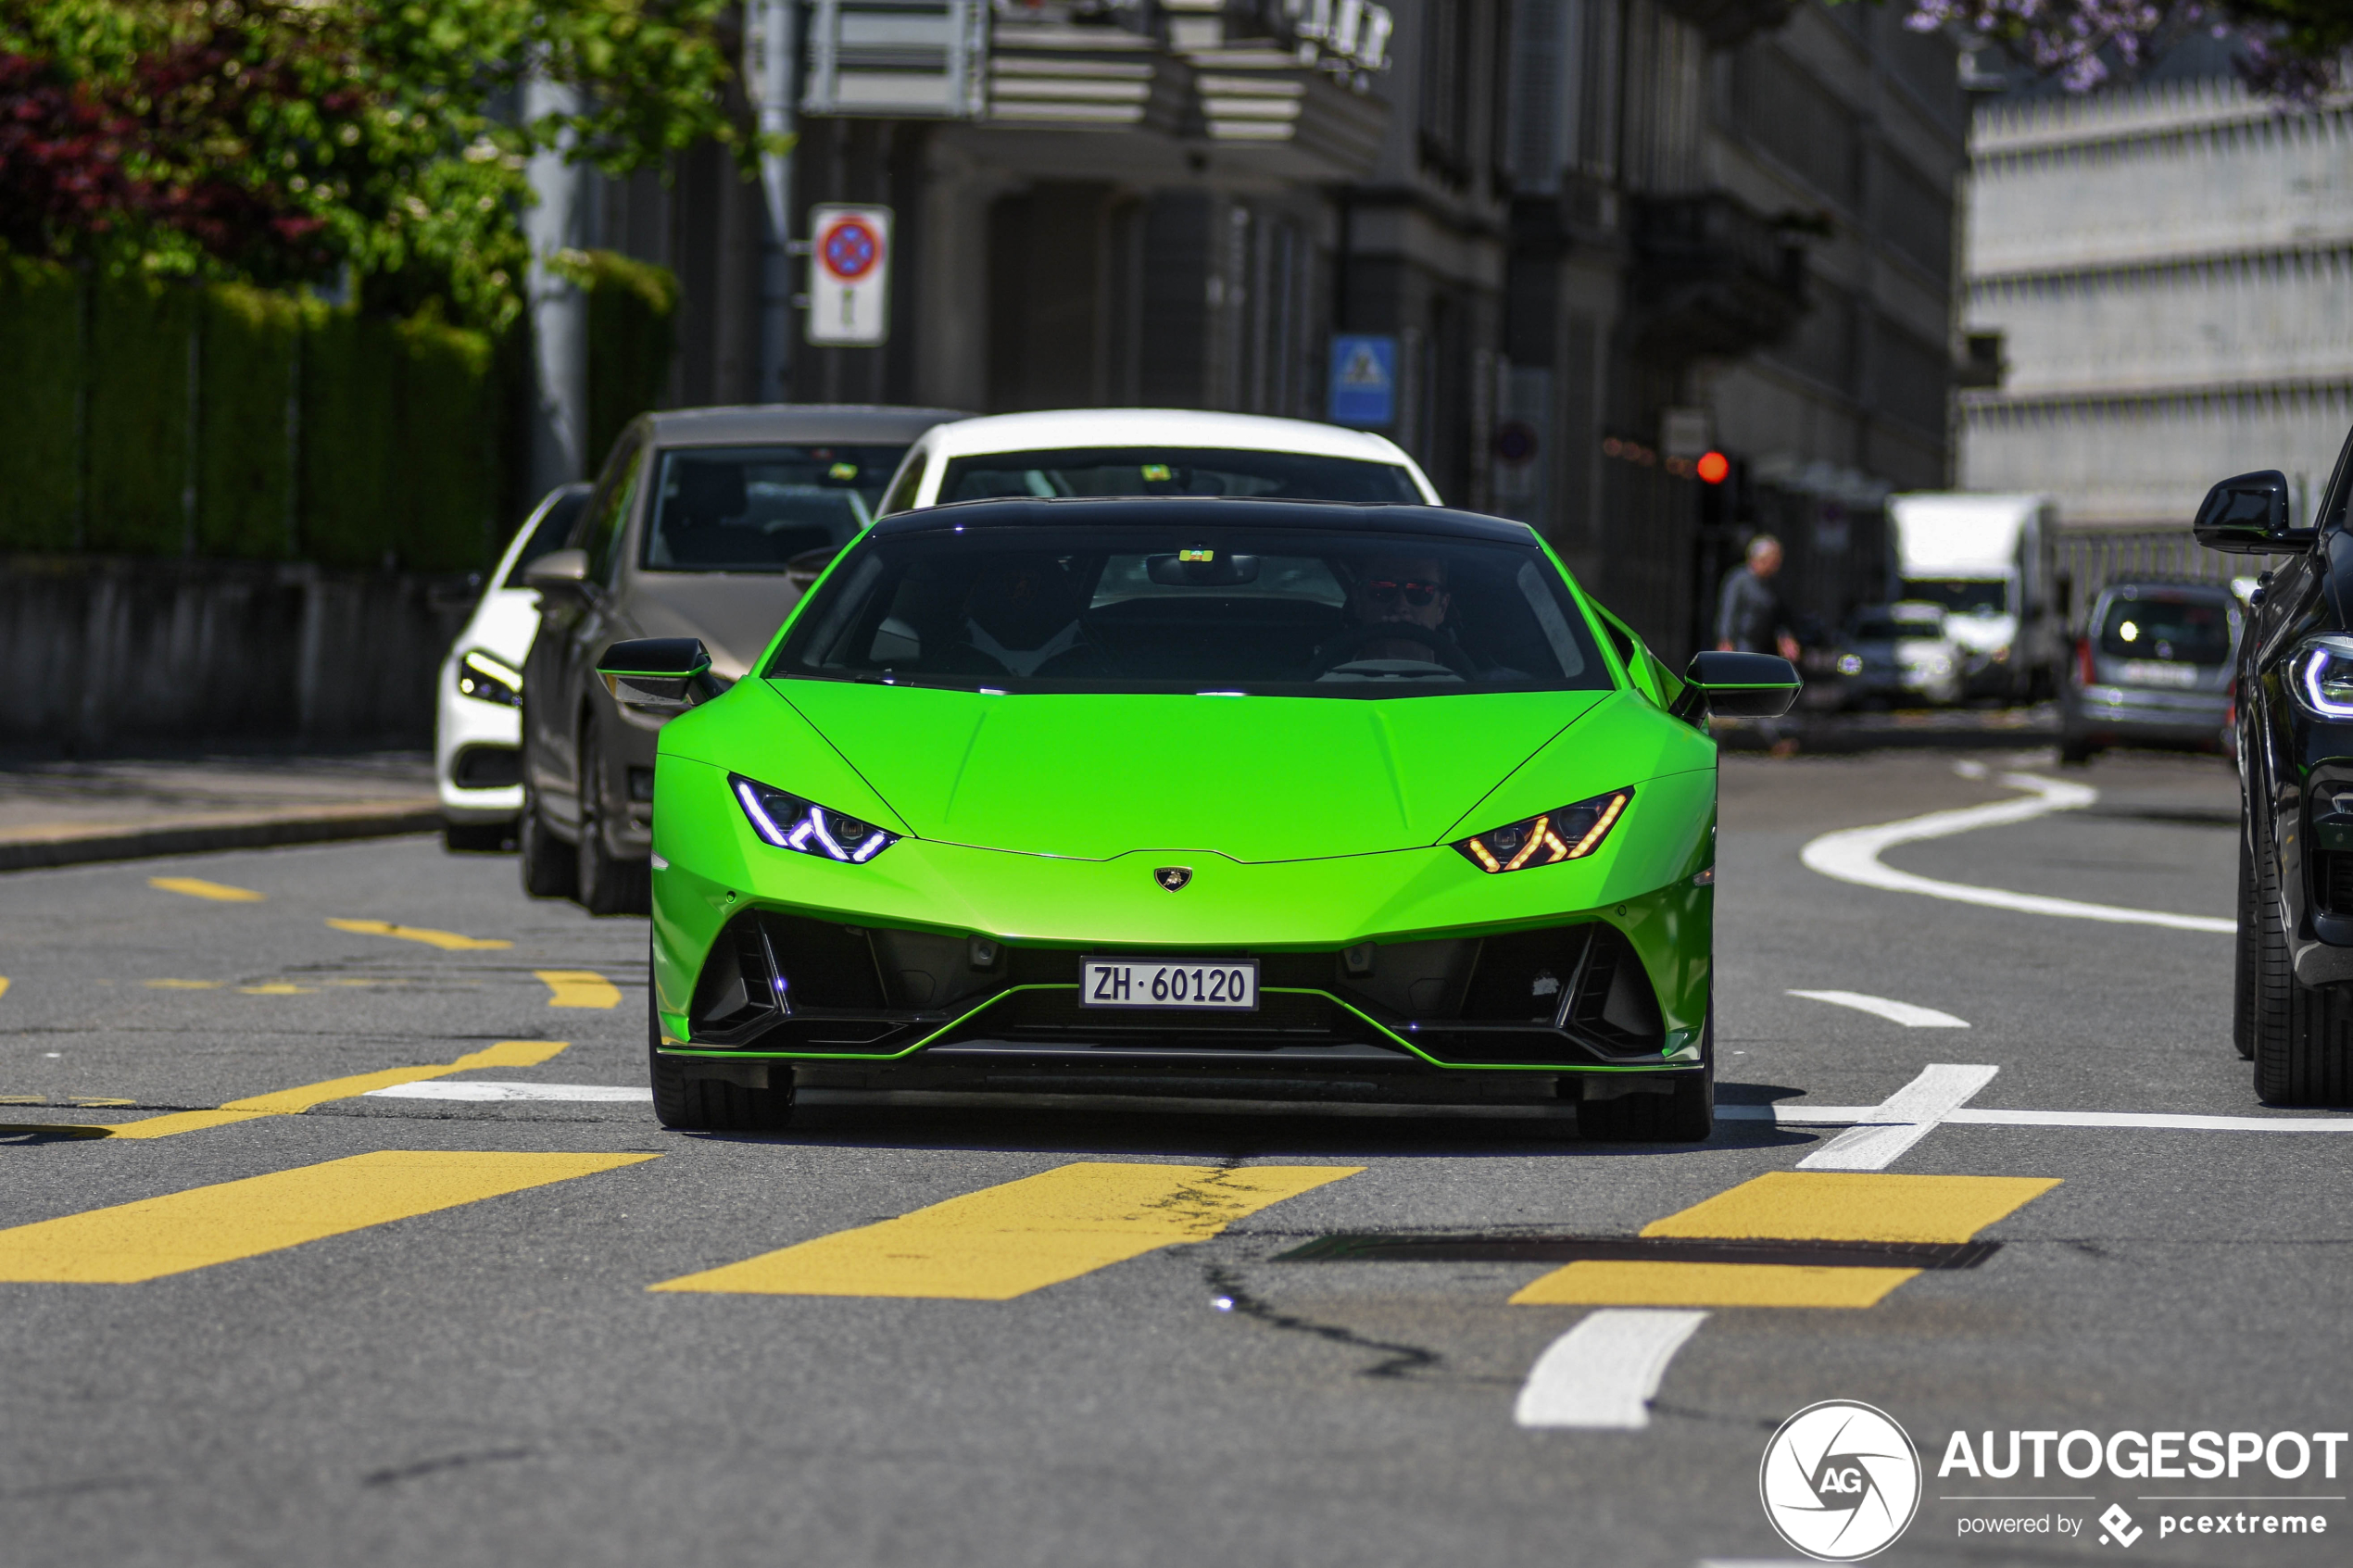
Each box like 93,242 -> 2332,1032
1629,192 -> 1809,363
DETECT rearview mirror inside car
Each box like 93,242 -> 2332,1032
1685,650 -> 1802,718
1147,551 -> 1260,587
597,638 -> 716,715
2194,470 -> 2303,555
522,548 -> 591,595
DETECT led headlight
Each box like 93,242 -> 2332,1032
455,648 -> 522,707
2295,637 -> 2353,719
1453,787 -> 1632,873
730,773 -> 899,863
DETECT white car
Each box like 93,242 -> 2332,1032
434,483 -> 592,850
875,408 -> 1441,513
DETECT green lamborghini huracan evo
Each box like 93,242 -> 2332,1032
595,496 -> 1798,1141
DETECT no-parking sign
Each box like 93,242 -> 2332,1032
807,205 -> 891,346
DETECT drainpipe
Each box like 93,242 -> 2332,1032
524,68 -> 590,490
754,0 -> 799,403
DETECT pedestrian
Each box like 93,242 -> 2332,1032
1717,534 -> 1804,756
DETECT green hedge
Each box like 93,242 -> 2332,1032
0,258 -> 83,552
0,251 -> 675,571
584,248 -> 679,472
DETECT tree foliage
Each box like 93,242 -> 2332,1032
0,0 -> 741,328
1893,0 -> 2353,95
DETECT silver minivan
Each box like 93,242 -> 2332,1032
2059,579 -> 2239,762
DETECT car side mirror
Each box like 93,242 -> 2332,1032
597,637 -> 716,715
1685,650 -> 1802,718
2194,470 -> 2304,555
523,547 -> 591,596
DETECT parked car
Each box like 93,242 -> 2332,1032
434,483 -> 593,850
875,408 -> 1441,512
520,404 -> 969,913
2058,578 -> 2240,763
1831,602 -> 1962,708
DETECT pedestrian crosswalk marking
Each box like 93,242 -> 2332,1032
150,877 -> 265,902
535,971 -> 622,1008
1510,1172 -> 2058,1308
650,1161 -> 1359,1301
90,1040 -> 571,1139
326,917 -> 512,951
0,1150 -> 656,1284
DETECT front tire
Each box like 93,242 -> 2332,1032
1578,1011 -> 1714,1144
2233,821 -> 2259,1060
576,715 -> 650,917
648,1000 -> 794,1132
518,784 -> 578,899
2249,802 -> 2353,1104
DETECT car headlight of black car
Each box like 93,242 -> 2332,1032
2292,637 -> 2353,720
455,649 -> 522,707
730,773 -> 899,863
1453,788 -> 1632,873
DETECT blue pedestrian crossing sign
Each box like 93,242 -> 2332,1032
1327,334 -> 1397,428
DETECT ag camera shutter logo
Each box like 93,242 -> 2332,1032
1759,1400 -> 1923,1562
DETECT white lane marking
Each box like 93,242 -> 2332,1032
1514,1310 -> 1709,1430
1720,1103 -> 2353,1133
1800,772 -> 2233,934
1796,1063 -> 2000,1171
363,1081 -> 654,1103
1787,989 -> 1969,1028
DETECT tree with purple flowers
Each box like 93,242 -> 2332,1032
1882,0 -> 2349,95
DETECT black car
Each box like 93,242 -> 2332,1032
2197,453 -> 2353,1104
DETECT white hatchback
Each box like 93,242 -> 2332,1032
875,408 -> 1440,514
434,483 -> 591,849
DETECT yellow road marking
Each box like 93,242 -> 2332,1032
0,1096 -> 43,1105
1640,1172 -> 2061,1244
0,1150 -> 657,1284
90,1040 -> 571,1139
0,976 -> 9,1000
536,971 -> 622,1009
325,917 -> 512,951
69,1098 -> 134,1108
1511,1172 -> 2061,1309
653,1161 -> 1360,1300
1510,1261 -> 1919,1309
145,979 -> 223,989
150,877 -> 264,902
239,984 -> 315,996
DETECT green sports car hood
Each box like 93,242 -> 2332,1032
745,678 -> 1641,863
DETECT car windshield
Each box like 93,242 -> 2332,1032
936,446 -> 1422,506
773,522 -> 1607,697
502,489 -> 591,587
2098,594 -> 2232,665
643,444 -> 908,571
1901,579 -> 2009,615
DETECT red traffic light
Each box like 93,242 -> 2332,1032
1695,450 -> 1730,485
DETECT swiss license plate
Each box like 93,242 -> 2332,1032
1080,958 -> 1259,1011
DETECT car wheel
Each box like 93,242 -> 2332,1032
2250,803 -> 2353,1104
576,715 -> 650,917
2233,820 -> 2259,1060
518,784 -> 578,899
648,998 -> 793,1132
442,820 -> 510,854
1578,1010 -> 1714,1144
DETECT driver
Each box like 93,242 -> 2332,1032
1340,553 -> 1454,663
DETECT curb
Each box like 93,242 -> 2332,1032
0,806 -> 442,872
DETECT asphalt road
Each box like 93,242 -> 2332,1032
3,746 -> 2347,1568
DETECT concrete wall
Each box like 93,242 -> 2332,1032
0,556 -> 475,752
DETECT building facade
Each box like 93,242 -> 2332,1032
552,0 -> 1966,658
1959,44 -> 2353,585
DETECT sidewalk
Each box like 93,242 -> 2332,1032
0,754 -> 439,872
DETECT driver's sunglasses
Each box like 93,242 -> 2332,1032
1365,579 -> 1441,608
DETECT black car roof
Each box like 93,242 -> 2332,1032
869,495 -> 1542,546
641,404 -> 972,446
